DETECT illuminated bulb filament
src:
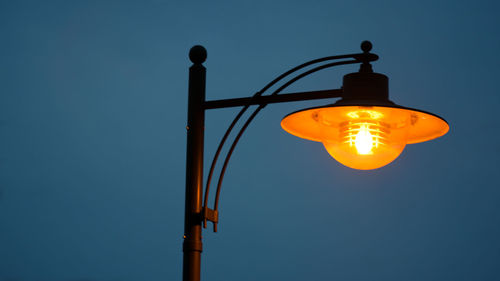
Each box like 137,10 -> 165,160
354,125 -> 374,155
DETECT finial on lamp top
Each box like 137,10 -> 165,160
361,41 -> 372,53
189,45 -> 207,64
358,41 -> 375,73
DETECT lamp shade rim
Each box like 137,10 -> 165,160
281,103 -> 449,144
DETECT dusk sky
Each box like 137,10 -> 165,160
1,1 -> 500,281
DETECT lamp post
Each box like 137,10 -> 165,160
182,41 -> 449,281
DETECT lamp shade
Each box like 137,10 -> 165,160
280,72 -> 449,170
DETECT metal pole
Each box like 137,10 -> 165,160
183,46 -> 207,281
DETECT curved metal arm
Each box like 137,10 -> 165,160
203,41 -> 378,231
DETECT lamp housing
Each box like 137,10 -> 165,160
281,72 -> 449,170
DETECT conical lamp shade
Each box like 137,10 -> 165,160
281,104 -> 449,170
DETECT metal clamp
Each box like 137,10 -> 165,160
202,207 -> 219,232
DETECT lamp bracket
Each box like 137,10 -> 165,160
204,89 -> 343,109
202,207 -> 219,232
200,40 -> 379,234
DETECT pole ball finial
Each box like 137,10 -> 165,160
189,45 -> 207,64
361,41 -> 372,53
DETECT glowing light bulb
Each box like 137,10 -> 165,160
354,124 -> 374,155
318,109 -> 407,170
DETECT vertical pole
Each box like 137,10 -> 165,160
183,45 -> 207,281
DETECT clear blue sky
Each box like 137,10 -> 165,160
1,1 -> 499,281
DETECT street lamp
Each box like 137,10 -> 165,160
183,41 -> 449,281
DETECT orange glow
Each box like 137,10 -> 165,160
281,105 -> 449,170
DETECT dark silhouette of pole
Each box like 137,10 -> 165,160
183,46 -> 207,281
